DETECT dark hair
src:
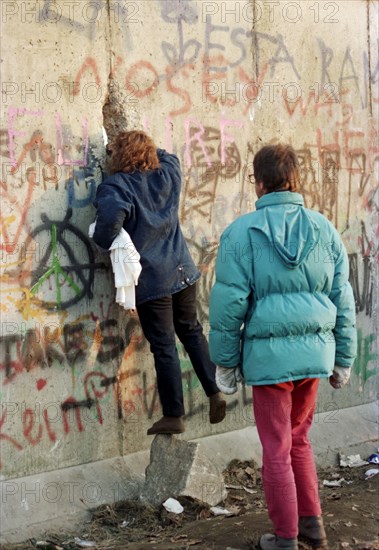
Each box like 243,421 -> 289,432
253,144 -> 300,193
108,130 -> 160,174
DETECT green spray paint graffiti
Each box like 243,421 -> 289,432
30,223 -> 81,308
25,208 -> 104,310
354,329 -> 377,385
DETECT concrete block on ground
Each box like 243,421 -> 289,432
141,434 -> 226,507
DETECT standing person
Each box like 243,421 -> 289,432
92,130 -> 226,435
209,144 -> 357,549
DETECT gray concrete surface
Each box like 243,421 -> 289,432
1,0 -> 378,482
1,402 -> 377,544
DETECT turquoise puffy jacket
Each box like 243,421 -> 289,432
209,192 -> 357,385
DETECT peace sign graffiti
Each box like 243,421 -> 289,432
22,208 -> 107,310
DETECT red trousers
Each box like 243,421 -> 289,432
253,378 -> 322,538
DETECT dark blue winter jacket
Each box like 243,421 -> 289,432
92,149 -> 200,304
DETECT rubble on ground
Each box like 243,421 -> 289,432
2,456 -> 378,550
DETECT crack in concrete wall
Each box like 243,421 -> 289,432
102,78 -> 133,144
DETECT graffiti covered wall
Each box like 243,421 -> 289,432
0,0 -> 378,479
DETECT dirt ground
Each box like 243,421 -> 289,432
2,461 -> 378,550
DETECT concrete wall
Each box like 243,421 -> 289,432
0,0 -> 378,481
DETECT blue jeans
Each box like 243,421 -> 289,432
136,283 -> 219,416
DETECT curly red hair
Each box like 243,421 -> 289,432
108,130 -> 160,174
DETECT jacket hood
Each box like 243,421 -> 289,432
253,192 -> 320,268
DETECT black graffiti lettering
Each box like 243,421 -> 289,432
142,372 -> 158,419
0,335 -> 22,382
63,323 -> 87,366
97,320 -> 124,363
349,224 -> 375,318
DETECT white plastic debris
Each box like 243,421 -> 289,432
74,538 -> 96,548
323,478 -> 346,487
120,520 -> 130,528
210,506 -> 233,516
365,468 -> 379,479
339,454 -> 369,467
162,497 -> 184,514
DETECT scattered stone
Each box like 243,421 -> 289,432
141,435 -> 226,507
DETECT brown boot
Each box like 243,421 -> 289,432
209,392 -> 227,424
146,416 -> 185,435
298,516 -> 328,548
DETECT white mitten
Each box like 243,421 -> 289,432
329,366 -> 351,389
216,366 -> 242,395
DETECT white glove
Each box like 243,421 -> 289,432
216,366 -> 243,395
329,366 -> 351,389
